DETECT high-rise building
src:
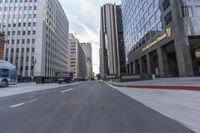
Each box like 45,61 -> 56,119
100,3 -> 126,79
78,43 -> 87,79
0,0 -> 69,81
99,45 -> 104,78
68,33 -> 87,79
0,33 -> 5,60
81,42 -> 93,79
121,0 -> 200,77
68,33 -> 78,78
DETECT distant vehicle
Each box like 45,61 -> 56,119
0,60 -> 18,87
96,74 -> 101,80
72,78 -> 75,83
55,72 -> 73,84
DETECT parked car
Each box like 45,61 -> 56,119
0,60 -> 17,87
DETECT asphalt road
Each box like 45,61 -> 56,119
0,81 -> 195,133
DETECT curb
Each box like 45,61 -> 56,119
109,83 -> 200,92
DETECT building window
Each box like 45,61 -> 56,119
162,0 -> 170,11
17,39 -> 20,44
33,22 -> 36,26
22,39 -> 25,44
32,48 -> 35,52
164,12 -> 172,25
27,39 -> 30,44
32,39 -> 35,44
17,31 -> 21,35
12,40 -> 15,44
195,6 -> 200,16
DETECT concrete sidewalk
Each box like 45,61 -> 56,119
105,81 -> 200,133
110,77 -> 200,91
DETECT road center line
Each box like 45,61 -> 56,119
60,88 -> 74,93
28,99 -> 39,103
10,103 -> 25,108
9,98 -> 39,108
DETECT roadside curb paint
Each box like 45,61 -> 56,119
109,83 -> 200,92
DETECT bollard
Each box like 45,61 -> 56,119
152,74 -> 156,80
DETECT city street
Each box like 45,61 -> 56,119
0,0 -> 199,132
0,81 -> 195,133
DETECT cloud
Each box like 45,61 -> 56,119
59,0 -> 121,74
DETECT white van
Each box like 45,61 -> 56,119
0,60 -> 17,87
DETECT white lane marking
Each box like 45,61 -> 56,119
60,88 -> 74,93
28,99 -> 39,103
29,92 -> 38,95
9,99 -> 39,108
10,103 -> 25,108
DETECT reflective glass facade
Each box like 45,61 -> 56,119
122,0 -> 200,77
121,0 -> 162,57
181,0 -> 200,35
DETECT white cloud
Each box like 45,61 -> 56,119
59,0 -> 121,74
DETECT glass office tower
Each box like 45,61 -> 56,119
122,0 -> 162,58
121,0 -> 200,77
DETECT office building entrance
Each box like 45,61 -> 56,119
189,36 -> 200,76
163,43 -> 179,77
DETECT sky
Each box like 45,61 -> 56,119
59,0 -> 121,74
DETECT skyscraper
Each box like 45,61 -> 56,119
100,3 -> 126,79
121,0 -> 200,77
68,33 -> 79,78
68,33 -> 87,79
0,33 -> 5,60
81,42 -> 93,79
78,43 -> 87,79
0,0 -> 69,81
